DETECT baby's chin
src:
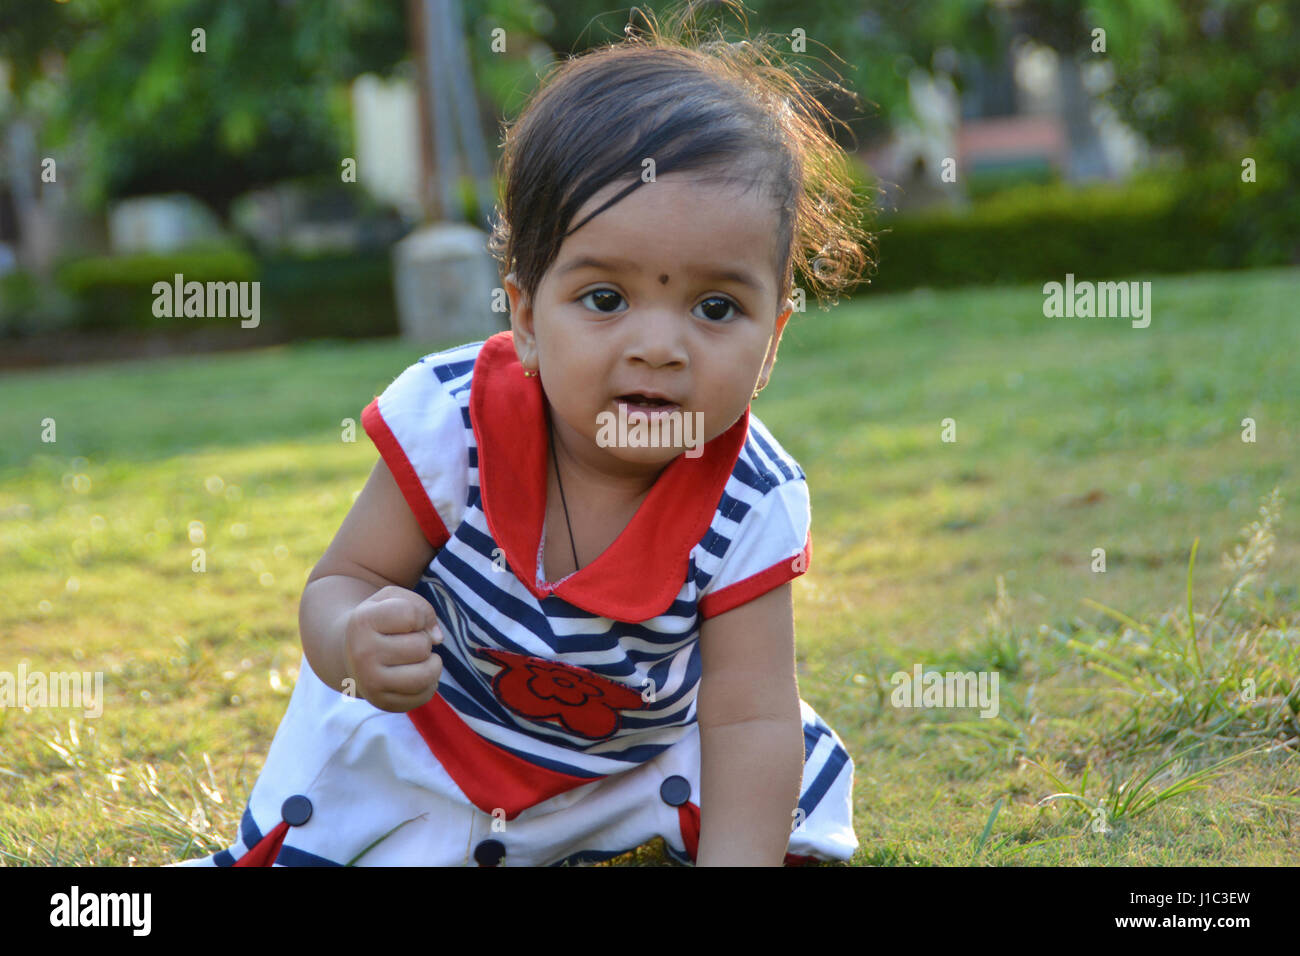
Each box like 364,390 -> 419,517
595,443 -> 703,469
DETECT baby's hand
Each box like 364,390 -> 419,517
343,586 -> 444,712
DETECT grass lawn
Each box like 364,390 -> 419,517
1,266 -> 1297,865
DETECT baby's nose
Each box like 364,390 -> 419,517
624,313 -> 689,367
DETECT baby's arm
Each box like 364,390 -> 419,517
298,457 -> 442,709
696,581 -> 804,866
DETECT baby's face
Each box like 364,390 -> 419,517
506,171 -> 792,472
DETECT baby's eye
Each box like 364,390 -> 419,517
694,296 -> 740,322
579,289 -> 625,313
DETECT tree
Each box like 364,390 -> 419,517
515,0 -> 1003,148
2,0 -> 408,220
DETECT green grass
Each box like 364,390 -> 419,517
1,268 -> 1297,866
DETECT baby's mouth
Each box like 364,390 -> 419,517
616,394 -> 679,410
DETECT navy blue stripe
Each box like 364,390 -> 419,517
808,711 -> 833,741
437,375 -> 472,395
431,552 -> 558,651
437,633 -> 717,751
416,614 -> 511,710
528,736 -> 670,765
439,645 -> 698,733
619,641 -> 697,677
742,443 -> 781,492
730,454 -> 776,494
717,490 -> 751,524
616,713 -> 694,735
433,656 -> 519,726
433,357 -> 478,383
698,526 -> 735,561
539,595 -> 697,622
422,554 -> 710,753
274,843 -> 344,867
799,743 -> 849,815
426,548 -> 559,655
213,849 -> 235,867
437,598 -> 700,716
453,521 -> 509,568
663,841 -> 693,865
434,678 -> 500,724
524,624 -> 697,658
428,634 -> 499,702
437,544 -> 697,653
440,543 -> 555,641
749,427 -> 796,482
484,736 -> 608,778
239,806 -> 263,850
653,645 -> 700,689
438,677 -> 684,764
803,721 -> 829,761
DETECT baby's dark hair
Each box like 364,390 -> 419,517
488,1 -> 873,311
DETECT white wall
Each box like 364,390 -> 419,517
350,71 -> 423,221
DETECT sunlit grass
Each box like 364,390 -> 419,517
1,267 -> 1297,865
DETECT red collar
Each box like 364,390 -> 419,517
469,331 -> 749,621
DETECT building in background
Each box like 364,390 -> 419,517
865,37 -> 1147,213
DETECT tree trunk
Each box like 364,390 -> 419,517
5,113 -> 57,278
1058,54 -> 1111,182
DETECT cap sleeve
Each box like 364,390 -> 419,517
697,476 -> 812,619
360,358 -> 468,549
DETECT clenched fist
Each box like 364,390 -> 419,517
342,586 -> 444,712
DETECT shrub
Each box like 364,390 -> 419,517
258,251 -> 398,339
47,245 -> 397,339
858,168 -> 1294,294
0,271 -> 80,338
54,244 -> 258,333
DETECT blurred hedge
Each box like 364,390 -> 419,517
6,166 -> 1294,345
53,244 -> 259,333
31,245 -> 397,339
860,167 -> 1296,294
0,270 -> 80,339
258,252 -> 397,339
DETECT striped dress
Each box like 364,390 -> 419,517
178,331 -> 857,867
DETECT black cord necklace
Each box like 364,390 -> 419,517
548,415 -> 581,574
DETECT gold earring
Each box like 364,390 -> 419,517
523,368 -> 537,378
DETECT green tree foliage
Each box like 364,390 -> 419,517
5,0 -> 1293,257
520,0 -> 1002,144
2,0 -> 407,219
1099,0 -> 1300,260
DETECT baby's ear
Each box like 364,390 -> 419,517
775,300 -> 793,334
503,272 -> 528,312
504,273 -> 539,366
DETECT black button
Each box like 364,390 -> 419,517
474,838 -> 506,867
659,775 -> 691,807
281,795 -> 313,827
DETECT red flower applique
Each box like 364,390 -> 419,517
475,648 -> 646,740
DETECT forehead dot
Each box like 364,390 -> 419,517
659,274 -> 669,285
